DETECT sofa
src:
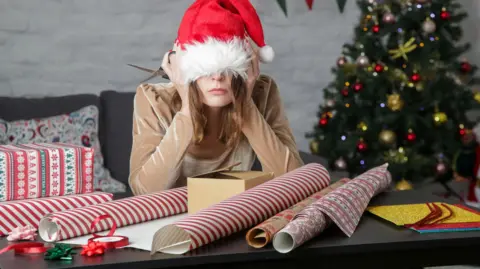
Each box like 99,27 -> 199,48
0,90 -> 339,196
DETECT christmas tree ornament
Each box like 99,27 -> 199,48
341,88 -> 349,96
389,37 -> 418,60
379,130 -> 396,145
357,138 -> 368,152
410,72 -> 421,82
309,140 -> 319,153
382,12 -> 396,23
387,93 -> 404,111
326,99 -> 336,107
374,63 -> 384,73
319,117 -> 328,126
357,121 -> 368,131
460,61 -> 472,73
395,179 -> 413,191
406,129 -> 416,142
353,82 -> 364,92
356,54 -> 370,67
372,24 -> 380,33
433,111 -> 448,125
474,92 -> 480,103
334,157 -> 347,170
337,56 -> 347,67
422,19 -> 436,33
436,162 -> 447,175
440,8 -> 450,20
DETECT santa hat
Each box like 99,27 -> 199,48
174,0 -> 274,84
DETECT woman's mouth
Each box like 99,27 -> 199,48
208,88 -> 227,95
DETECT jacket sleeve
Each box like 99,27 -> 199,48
128,84 -> 193,195
241,76 -> 304,177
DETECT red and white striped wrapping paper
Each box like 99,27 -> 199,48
0,142 -> 94,202
0,191 -> 112,236
151,163 -> 331,255
272,163 -> 391,253
38,187 -> 187,242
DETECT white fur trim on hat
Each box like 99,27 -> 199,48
259,45 -> 274,63
178,37 -> 251,84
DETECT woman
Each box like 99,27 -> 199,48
128,0 -> 304,195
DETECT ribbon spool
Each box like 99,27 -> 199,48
0,242 -> 50,255
88,214 -> 129,249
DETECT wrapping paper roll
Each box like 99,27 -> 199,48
38,187 -> 187,242
245,178 -> 350,248
272,163 -> 391,253
0,192 -> 112,236
151,163 -> 330,255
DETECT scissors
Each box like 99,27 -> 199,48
127,63 -> 170,83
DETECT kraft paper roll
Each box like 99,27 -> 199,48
151,163 -> 331,255
245,178 -> 349,248
272,163 -> 391,253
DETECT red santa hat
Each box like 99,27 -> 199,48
174,0 -> 274,84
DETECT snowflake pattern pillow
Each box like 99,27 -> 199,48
0,105 -> 126,193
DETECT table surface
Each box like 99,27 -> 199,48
0,183 -> 479,269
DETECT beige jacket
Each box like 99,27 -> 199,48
128,74 -> 304,195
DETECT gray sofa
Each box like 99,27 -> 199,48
0,90 -> 336,195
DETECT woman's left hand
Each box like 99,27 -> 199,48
246,50 -> 260,100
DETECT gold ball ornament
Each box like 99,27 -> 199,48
474,92 -> 480,103
433,112 -> 448,125
379,130 -> 397,145
395,179 -> 413,191
309,140 -> 319,154
387,93 -> 404,111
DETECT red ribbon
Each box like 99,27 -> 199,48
0,242 -> 50,255
87,214 -> 129,250
306,0 -> 314,10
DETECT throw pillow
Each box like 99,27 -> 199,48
0,105 -> 126,193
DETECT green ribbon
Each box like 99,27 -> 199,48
44,244 -> 76,260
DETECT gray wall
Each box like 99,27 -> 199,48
0,0 -> 479,152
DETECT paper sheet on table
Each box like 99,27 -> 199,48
59,214 -> 187,251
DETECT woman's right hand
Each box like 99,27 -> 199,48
161,50 -> 190,115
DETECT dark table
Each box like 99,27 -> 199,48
1,185 -> 479,269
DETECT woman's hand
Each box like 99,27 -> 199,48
162,50 -> 190,115
246,50 -> 260,100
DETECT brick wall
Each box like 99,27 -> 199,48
0,0 -> 478,151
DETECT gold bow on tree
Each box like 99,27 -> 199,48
389,37 -> 417,61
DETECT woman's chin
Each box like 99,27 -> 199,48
203,98 -> 232,108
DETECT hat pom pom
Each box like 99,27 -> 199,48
259,45 -> 274,63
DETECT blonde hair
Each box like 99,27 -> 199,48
171,75 -> 249,148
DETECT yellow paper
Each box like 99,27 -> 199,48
367,203 -> 480,226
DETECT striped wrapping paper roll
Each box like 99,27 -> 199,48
0,191 -> 112,236
245,178 -> 350,248
272,163 -> 391,253
151,163 -> 330,255
38,187 -> 187,242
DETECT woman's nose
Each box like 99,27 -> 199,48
211,73 -> 224,81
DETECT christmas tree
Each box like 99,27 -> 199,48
306,0 -> 480,189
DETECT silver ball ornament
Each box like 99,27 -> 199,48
326,99 -> 335,108
436,162 -> 447,174
334,157 -> 347,170
382,12 -> 396,24
422,19 -> 436,33
356,55 -> 370,67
